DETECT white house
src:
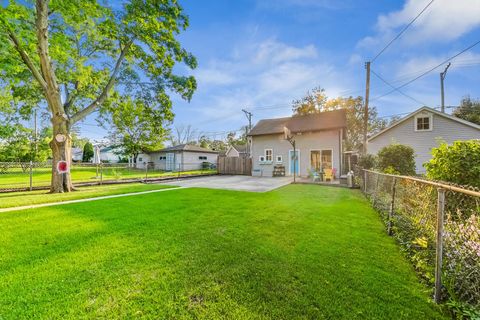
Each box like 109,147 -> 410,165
367,106 -> 480,173
137,144 -> 218,171
92,146 -> 122,163
248,109 -> 347,178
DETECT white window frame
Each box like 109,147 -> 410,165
199,156 -> 207,160
265,149 -> 273,162
276,155 -> 283,163
414,114 -> 433,132
259,155 -> 265,162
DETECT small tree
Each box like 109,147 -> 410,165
453,96 -> 480,125
377,144 -> 416,175
425,140 -> 480,187
82,142 -> 94,163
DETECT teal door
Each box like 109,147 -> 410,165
289,150 -> 300,175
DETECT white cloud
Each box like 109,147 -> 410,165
180,38 -> 349,127
359,0 -> 480,49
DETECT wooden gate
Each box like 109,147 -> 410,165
217,156 -> 252,175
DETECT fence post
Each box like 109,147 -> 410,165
100,163 -> 103,185
29,161 -> 33,191
434,188 -> 446,303
387,178 -> 396,236
144,162 -> 148,181
363,170 -> 367,193
372,173 -> 380,206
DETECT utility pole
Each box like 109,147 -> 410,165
242,109 -> 253,131
440,62 -> 451,113
363,61 -> 371,155
242,109 -> 253,156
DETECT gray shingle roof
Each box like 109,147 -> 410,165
248,109 -> 347,136
232,144 -> 248,153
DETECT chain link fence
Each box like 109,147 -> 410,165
0,161 -> 217,192
361,169 -> 480,316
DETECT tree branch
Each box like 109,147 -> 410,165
35,0 -> 64,114
5,29 -> 48,91
70,40 -> 133,124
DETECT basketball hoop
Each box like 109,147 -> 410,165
283,126 -> 292,141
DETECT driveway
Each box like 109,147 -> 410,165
157,175 -> 292,192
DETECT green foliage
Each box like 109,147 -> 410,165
357,154 -> 376,170
425,140 -> 480,187
377,144 -> 416,175
82,142 -> 94,162
102,96 -> 169,161
453,96 -> 480,125
0,125 -> 51,162
0,0 -> 197,150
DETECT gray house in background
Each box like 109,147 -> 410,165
248,109 -> 347,178
225,144 -> 249,157
367,106 -> 480,173
137,144 -> 218,171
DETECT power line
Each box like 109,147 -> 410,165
370,69 -> 428,106
371,0 -> 435,62
371,39 -> 480,101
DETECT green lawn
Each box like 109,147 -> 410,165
0,166 -> 215,190
0,183 -> 174,209
0,185 -> 446,319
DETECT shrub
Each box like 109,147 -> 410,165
377,144 -> 416,175
425,140 -> 480,188
357,154 -> 376,170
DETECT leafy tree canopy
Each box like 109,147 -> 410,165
102,96 -> 170,162
82,142 -> 94,162
0,0 -> 196,192
453,96 -> 480,125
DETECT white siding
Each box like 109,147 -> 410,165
136,151 -> 217,171
368,111 -> 480,173
251,130 -> 343,177
226,147 -> 240,157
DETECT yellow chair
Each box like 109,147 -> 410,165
324,168 -> 333,182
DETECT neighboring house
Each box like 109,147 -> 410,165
225,144 -> 249,157
137,144 -> 218,171
248,109 -> 347,178
92,146 -> 122,163
71,147 -> 83,162
367,106 -> 480,173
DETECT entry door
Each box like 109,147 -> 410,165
289,150 -> 300,175
166,153 -> 175,171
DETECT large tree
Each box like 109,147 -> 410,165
292,89 -> 387,151
0,0 -> 196,192
453,96 -> 480,125
103,96 -> 169,164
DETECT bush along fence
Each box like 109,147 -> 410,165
361,169 -> 480,317
0,161 -> 217,193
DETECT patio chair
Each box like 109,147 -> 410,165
312,170 -> 321,182
324,168 -> 333,182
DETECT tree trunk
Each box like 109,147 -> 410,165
49,115 -> 74,193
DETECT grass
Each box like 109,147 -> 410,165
0,166 -> 215,189
0,183 -> 174,209
0,185 -> 447,319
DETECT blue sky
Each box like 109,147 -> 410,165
79,0 -> 480,142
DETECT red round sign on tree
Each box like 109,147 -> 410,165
57,161 -> 69,173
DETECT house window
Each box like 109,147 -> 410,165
138,157 -> 143,162
159,156 -> 166,160
199,156 -> 207,160
265,149 -> 273,162
310,150 -> 332,171
276,155 -> 283,163
259,155 -> 265,162
415,115 -> 432,131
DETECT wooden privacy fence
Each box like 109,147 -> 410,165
217,156 -> 252,175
